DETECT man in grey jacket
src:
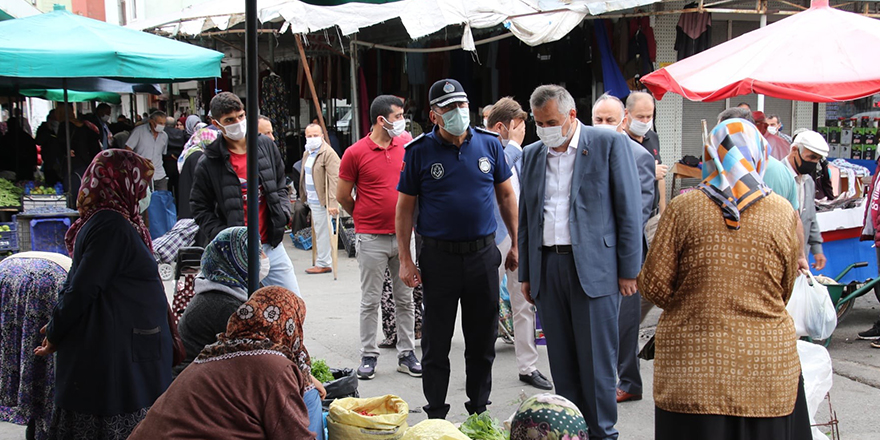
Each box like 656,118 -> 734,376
784,130 -> 829,270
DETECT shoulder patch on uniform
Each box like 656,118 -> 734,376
404,133 -> 425,149
474,126 -> 500,137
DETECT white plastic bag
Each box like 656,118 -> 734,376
797,340 -> 834,440
786,272 -> 837,340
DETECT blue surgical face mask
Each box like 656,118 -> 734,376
439,107 -> 470,137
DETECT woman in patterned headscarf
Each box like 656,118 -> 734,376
128,286 -> 315,440
638,119 -> 810,440
510,393 -> 588,440
174,226 -> 267,375
177,115 -> 218,228
35,149 -> 171,440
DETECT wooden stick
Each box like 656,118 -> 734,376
296,34 -> 330,145
310,215 -> 317,267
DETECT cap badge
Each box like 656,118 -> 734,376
443,82 -> 455,93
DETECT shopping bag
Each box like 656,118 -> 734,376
402,419 -> 470,440
786,272 -> 837,340
797,340 -> 834,440
146,190 -> 177,239
327,395 -> 408,440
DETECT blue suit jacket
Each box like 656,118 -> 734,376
518,123 -> 643,298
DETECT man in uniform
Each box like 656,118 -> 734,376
396,79 -> 519,419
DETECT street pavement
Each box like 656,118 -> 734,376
2,239 -> 880,439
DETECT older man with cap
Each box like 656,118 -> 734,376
396,78 -> 519,419
785,130 -> 829,270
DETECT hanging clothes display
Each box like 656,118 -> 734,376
594,19 -> 631,99
260,73 -> 290,163
675,5 -> 712,60
624,17 -> 657,89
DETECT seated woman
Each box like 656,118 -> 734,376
510,393 -> 588,440
0,252 -> 71,440
173,226 -> 255,376
173,228 -> 326,438
129,286 -> 316,439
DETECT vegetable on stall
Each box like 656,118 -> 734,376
459,411 -> 507,440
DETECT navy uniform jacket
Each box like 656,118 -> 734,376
398,126 -> 512,242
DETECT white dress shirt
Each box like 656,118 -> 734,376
542,123 -> 581,246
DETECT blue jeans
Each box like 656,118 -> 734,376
303,388 -> 325,440
262,241 -> 302,296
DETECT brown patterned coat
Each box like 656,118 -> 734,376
638,190 -> 801,417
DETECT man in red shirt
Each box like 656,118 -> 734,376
337,95 -> 421,380
754,111 -> 791,161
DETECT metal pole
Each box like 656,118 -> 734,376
245,0 -> 261,295
756,14 -> 767,111
350,36 -> 360,140
63,80 -> 72,200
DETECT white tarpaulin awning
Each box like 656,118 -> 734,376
0,0 -> 42,20
128,0 -> 661,48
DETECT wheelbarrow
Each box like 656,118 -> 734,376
809,262 -> 880,346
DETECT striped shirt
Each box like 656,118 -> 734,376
304,151 -> 319,205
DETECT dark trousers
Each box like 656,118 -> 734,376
419,243 -> 501,419
535,252 -> 620,440
617,292 -> 643,395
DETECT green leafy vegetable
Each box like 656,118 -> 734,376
311,358 -> 334,383
0,179 -> 22,207
459,411 -> 506,440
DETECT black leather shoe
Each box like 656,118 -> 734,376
519,370 -> 553,390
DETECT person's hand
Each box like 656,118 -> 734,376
655,162 -> 669,180
328,207 -> 339,217
619,278 -> 637,297
34,325 -> 56,357
504,246 -> 518,272
812,253 -> 827,271
312,375 -> 327,399
509,119 -> 526,146
521,281 -> 534,305
797,256 -> 810,274
399,259 -> 422,288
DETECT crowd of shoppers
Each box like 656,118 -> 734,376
0,75 -> 849,440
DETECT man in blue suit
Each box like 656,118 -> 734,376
518,85 -> 642,439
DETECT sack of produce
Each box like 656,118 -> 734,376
402,419 -> 469,440
327,395 -> 408,440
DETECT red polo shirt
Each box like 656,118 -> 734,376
339,134 -> 407,234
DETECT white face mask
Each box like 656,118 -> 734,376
594,123 -> 620,132
305,137 -> 323,151
628,118 -> 653,137
536,118 -> 573,149
259,253 -> 271,281
138,186 -> 152,213
101,114 -> 111,123
222,118 -> 247,141
483,119 -> 489,128
153,124 -> 165,133
767,126 -> 779,135
382,117 -> 406,138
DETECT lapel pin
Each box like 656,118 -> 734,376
582,149 -> 588,156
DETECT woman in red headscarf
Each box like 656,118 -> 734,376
128,286 -> 314,439
35,149 -> 172,440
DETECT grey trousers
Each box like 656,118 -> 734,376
535,252 -> 620,440
357,233 -> 415,358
